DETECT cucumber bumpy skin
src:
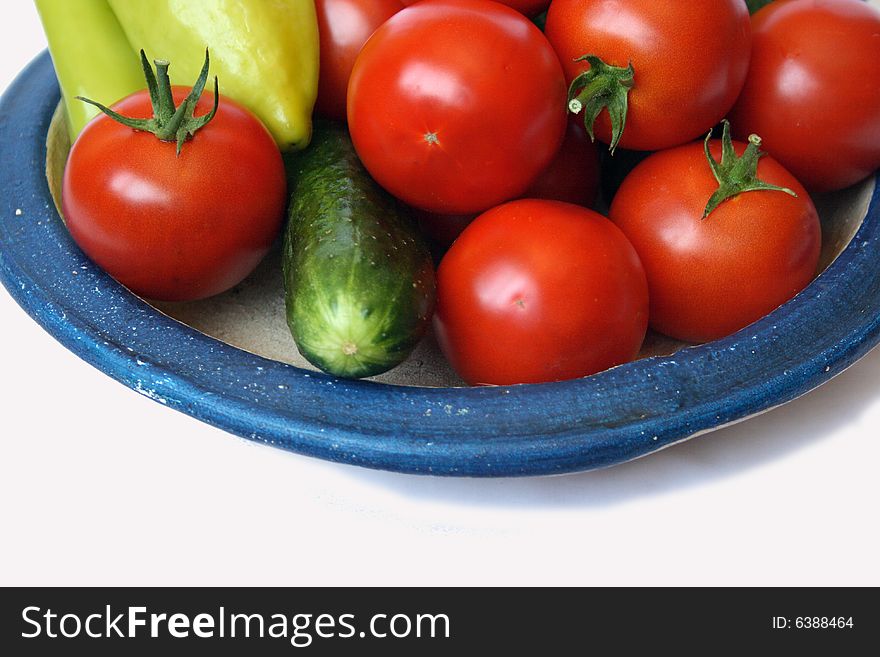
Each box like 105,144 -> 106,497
282,122 -> 436,379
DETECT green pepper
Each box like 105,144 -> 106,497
107,0 -> 319,151
35,0 -> 145,141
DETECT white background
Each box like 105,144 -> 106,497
2,1 -> 878,587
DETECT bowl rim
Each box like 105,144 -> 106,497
2,51 -> 880,477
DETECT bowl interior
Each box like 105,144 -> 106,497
45,104 -> 875,389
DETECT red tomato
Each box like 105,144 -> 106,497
63,87 -> 286,302
544,0 -> 751,151
525,119 -> 600,208
729,0 -> 880,192
400,0 -> 549,16
417,120 -> 600,248
347,0 -> 567,214
435,200 -> 649,385
315,0 -> 404,121
609,134 -> 821,344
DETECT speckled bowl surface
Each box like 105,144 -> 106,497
2,52 -> 879,476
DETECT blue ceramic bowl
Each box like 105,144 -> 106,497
2,52 -> 880,477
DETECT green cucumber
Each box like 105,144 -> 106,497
282,122 -> 436,379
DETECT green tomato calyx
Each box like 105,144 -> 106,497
567,54 -> 634,155
77,49 -> 219,156
702,120 -> 797,219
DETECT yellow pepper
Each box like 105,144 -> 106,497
34,0 -> 145,141
107,0 -> 320,151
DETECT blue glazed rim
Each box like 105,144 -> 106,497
2,52 -> 879,477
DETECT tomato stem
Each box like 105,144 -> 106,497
746,0 -> 774,14
567,55 -> 634,154
76,49 -> 219,156
702,120 -> 797,219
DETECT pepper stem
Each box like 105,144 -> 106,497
567,54 -> 634,154
702,120 -> 797,219
77,48 -> 219,156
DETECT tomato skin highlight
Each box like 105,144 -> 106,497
62,87 -> 286,302
347,0 -> 567,214
609,140 -> 821,344
315,0 -> 404,121
435,200 -> 649,386
544,0 -> 751,151
729,0 -> 880,192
